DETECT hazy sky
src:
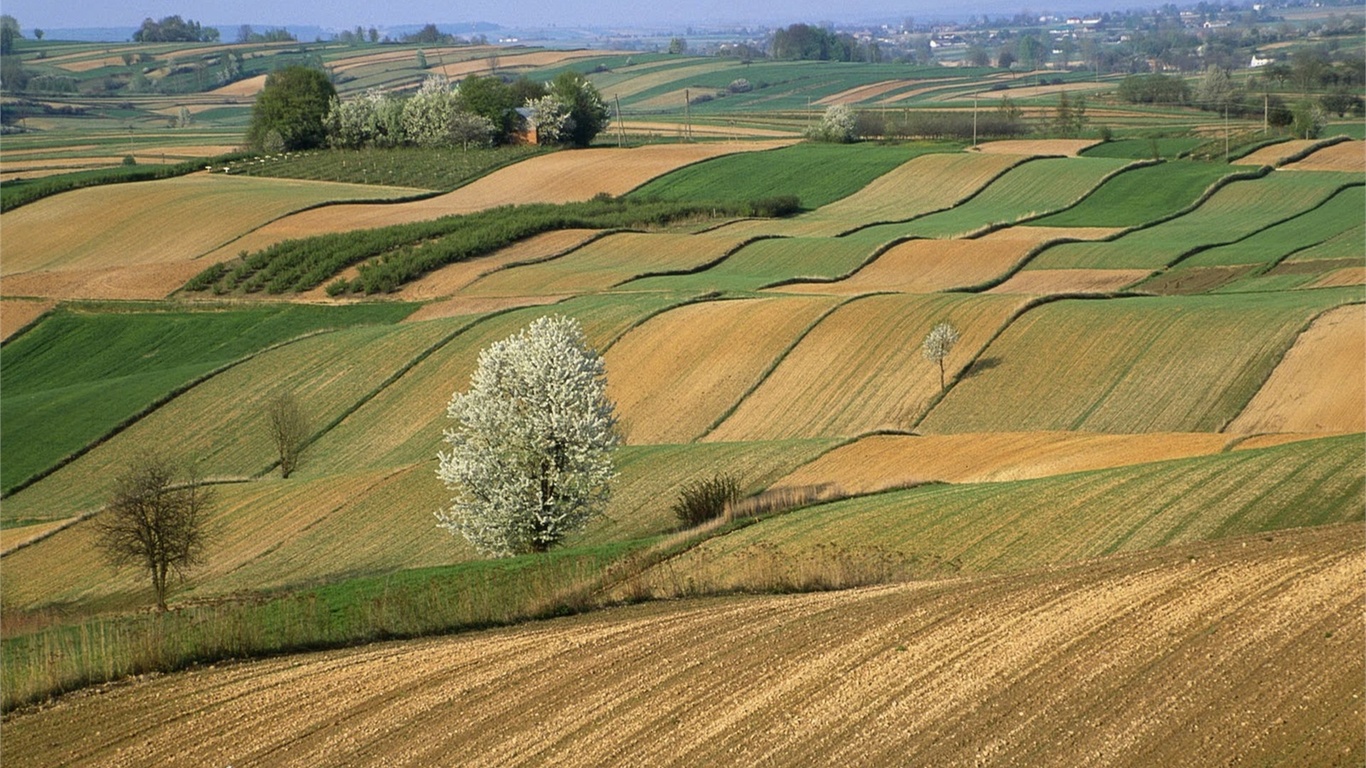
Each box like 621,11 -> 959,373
4,0 -> 1094,31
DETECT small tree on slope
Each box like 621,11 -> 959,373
922,321 -> 961,393
436,315 -> 619,557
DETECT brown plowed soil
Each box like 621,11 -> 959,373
0,298 -> 55,339
197,142 -> 790,262
404,295 -> 568,322
989,268 -> 1149,294
1278,140 -> 1364,173
431,49 -> 619,80
972,139 -> 1099,156
5,525 -> 1360,768
817,78 -> 955,106
1308,267 -> 1366,288
774,431 -> 1234,493
0,262 -> 208,301
1227,304 -> 1366,434
209,74 -> 267,97
1234,140 -> 1323,167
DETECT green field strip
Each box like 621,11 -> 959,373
1078,137 -> 1208,160
664,434 -> 1363,581
918,288 -> 1363,434
1027,171 -> 1358,271
1027,160 -> 1240,228
1176,185 -> 1365,268
887,157 -> 1133,239
621,234 -> 885,294
0,303 -> 417,496
0,318 -> 457,522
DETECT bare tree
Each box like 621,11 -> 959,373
267,391 -> 309,478
922,321 -> 961,393
94,455 -> 212,611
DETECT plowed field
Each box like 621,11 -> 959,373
198,143 -> 788,261
6,525 -> 1359,768
1235,139 -> 1324,167
1281,140 -> 1365,173
773,431 -> 1233,492
0,299 -> 54,340
1227,304 -> 1366,434
706,293 -> 1027,440
972,139 -> 1098,156
604,296 -> 839,443
987,268 -> 1148,294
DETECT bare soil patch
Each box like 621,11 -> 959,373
1279,140 -> 1364,172
775,431 -> 1232,493
988,268 -> 1149,294
1234,140 -> 1322,167
1138,265 -> 1257,295
1,261 -> 226,301
4,525 -> 1359,767
199,142 -> 790,262
0,298 -> 56,339
208,74 -> 267,97
1227,304 -> 1365,434
972,138 -> 1099,156
1307,266 -> 1366,288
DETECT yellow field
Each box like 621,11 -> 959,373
0,175 -> 423,285
6,526 -> 1358,767
1309,266 -> 1366,288
1235,139 -> 1325,167
598,59 -> 737,100
706,293 -> 1028,441
1281,140 -> 1366,173
431,49 -> 617,80
604,296 -> 840,444
1227,304 -> 1365,434
199,142 -> 791,262
971,138 -> 1099,156
988,268 -> 1150,294
0,298 -> 55,340
772,431 -> 1235,493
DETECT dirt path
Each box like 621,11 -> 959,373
5,525 -> 1359,767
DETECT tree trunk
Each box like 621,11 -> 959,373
938,358 -> 946,392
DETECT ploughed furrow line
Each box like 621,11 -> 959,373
5,525 -> 1359,767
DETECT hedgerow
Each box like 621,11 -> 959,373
188,196 -> 785,296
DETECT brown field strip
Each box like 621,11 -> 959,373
972,138 -> 1099,156
0,298 -> 55,339
1,175 -> 424,278
604,60 -> 737,100
331,46 -> 494,72
458,231 -> 752,297
1308,266 -> 1366,288
1234,139 -> 1326,167
604,296 -> 840,444
817,78 -> 946,105
5,526 -> 1360,767
0,519 -> 73,554
780,226 -> 1119,295
1226,304 -> 1365,434
394,229 -> 603,301
1281,140 -> 1365,173
432,49 -> 618,80
988,268 -> 1149,294
209,74 -> 267,96
199,142 -> 790,262
0,261 -> 208,301
946,81 -> 1108,101
773,432 -> 1234,493
405,295 -> 568,322
617,120 -> 799,138
705,293 -> 1029,441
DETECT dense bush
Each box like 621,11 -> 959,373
188,196 -> 782,296
672,474 -> 742,527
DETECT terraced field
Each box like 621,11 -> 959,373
625,235 -> 883,293
1281,139 -> 1365,172
6,524 -> 1358,767
706,293 -> 1029,440
1022,159 -> 1235,228
920,289 -> 1361,434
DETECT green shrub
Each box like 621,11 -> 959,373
672,474 -> 742,528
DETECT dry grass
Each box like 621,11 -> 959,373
1280,140 -> 1365,173
5,525 -> 1358,767
988,268 -> 1149,294
604,296 -> 839,444
1235,139 -> 1326,167
0,298 -> 56,340
1227,304 -> 1365,434
1308,266 -> 1366,288
773,431 -> 1234,494
971,138 -> 1099,156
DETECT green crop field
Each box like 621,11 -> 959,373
886,156 -> 1132,238
658,434 -> 1363,587
1179,185 -> 1365,268
1027,170 -> 1359,270
628,142 -> 959,210
920,288 -> 1362,434
0,303 -> 416,495
623,234 -> 884,293
219,145 -> 547,190
1079,137 -> 1208,159
1026,160 -> 1237,228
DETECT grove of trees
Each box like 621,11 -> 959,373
247,66 -> 337,151
436,315 -> 619,557
133,15 -> 219,43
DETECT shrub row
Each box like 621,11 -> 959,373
189,196 -> 783,296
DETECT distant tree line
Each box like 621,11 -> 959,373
236,25 -> 297,44
133,15 -> 220,43
770,23 -> 883,63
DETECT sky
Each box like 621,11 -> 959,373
2,0 -> 1129,32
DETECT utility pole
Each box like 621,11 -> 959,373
1263,93 -> 1269,134
684,89 -> 692,141
615,94 -> 625,147
1224,104 -> 1230,162
973,92 -> 978,148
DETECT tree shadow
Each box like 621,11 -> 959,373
960,356 -> 1003,380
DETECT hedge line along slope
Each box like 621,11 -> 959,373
919,288 -> 1363,434
5,523 -> 1359,767
649,434 -> 1363,590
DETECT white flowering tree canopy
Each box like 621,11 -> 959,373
436,315 -> 619,557
922,320 -> 962,392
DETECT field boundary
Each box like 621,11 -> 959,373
1272,134 -> 1352,167
761,236 -> 917,291
696,295 -> 868,441
952,234 -> 1116,293
610,235 -> 787,288
1,329 -> 339,500
0,303 -> 58,348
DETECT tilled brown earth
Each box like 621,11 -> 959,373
5,525 -> 1361,767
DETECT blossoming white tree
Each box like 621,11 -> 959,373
436,315 -> 619,557
922,321 -> 961,393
